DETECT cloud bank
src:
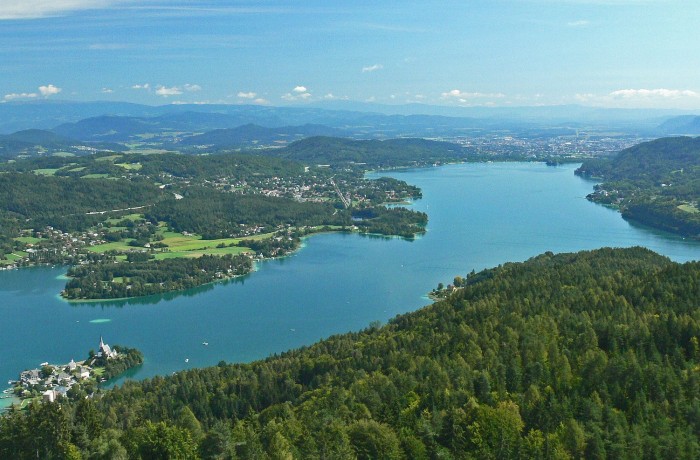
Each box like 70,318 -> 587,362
441,89 -> 506,103
4,84 -> 62,101
0,0 -> 118,20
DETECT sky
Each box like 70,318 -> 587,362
1,0 -> 699,109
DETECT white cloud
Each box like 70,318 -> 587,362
101,87 -> 114,94
39,84 -> 62,97
282,86 -> 312,102
156,85 -> 183,97
4,84 -> 62,101
572,88 -> 700,108
183,83 -> 202,92
362,64 -> 383,73
132,83 -> 150,90
237,91 -> 257,99
609,88 -> 700,99
0,0 -> 118,20
323,93 -> 348,101
252,98 -> 269,105
4,92 -> 38,101
441,89 -> 506,103
567,20 -> 590,27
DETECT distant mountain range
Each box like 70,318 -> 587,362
0,129 -> 123,159
177,123 -> 347,148
0,100 -> 699,160
657,115 -> 700,135
1,100 -> 697,136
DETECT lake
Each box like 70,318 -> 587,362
2,162 -> 700,408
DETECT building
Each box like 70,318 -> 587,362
96,336 -> 118,360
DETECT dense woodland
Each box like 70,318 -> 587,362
63,254 -> 252,300
0,173 -> 164,233
271,136 -> 469,168
577,136 -> 700,237
89,346 -> 144,382
3,247 -> 700,458
145,188 -> 346,239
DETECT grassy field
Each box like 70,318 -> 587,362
105,213 -> 143,225
115,162 -> 142,170
95,155 -> 123,162
152,246 -> 249,260
159,232 -> 239,250
81,174 -> 111,179
678,203 -> 700,214
14,236 -> 44,244
0,252 -> 28,265
32,168 -> 59,176
83,222 -> 283,261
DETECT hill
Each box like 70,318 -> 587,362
658,116 -> 700,135
276,136 -> 467,167
576,136 -> 700,237
52,115 -> 159,142
177,123 -> 346,148
3,247 -> 700,458
0,129 -> 123,159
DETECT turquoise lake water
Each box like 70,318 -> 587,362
2,162 -> 700,407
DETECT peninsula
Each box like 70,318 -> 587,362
5,337 -> 142,405
576,136 -> 700,238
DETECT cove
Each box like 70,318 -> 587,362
2,162 -> 700,403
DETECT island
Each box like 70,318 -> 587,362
576,136 -> 700,238
5,337 -> 142,404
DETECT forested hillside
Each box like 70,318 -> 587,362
577,136 -> 700,237
0,173 -> 164,232
3,247 -> 700,458
276,136 -> 467,167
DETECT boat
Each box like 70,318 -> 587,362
185,358 -> 189,363
40,362 -> 48,366
202,342 -> 208,346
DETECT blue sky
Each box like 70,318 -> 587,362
1,0 -> 699,109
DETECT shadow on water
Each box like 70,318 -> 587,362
68,272 -> 254,308
622,215 -> 698,243
100,364 -> 144,389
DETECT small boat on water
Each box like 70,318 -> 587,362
185,358 -> 189,363
202,342 -> 208,346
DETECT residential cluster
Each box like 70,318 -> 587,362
448,134 -> 651,159
7,337 -> 118,403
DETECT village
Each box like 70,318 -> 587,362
5,337 -> 120,404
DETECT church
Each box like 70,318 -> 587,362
96,336 -> 119,360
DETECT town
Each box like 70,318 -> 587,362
4,337 -> 141,405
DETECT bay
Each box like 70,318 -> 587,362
2,162 -> 699,406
